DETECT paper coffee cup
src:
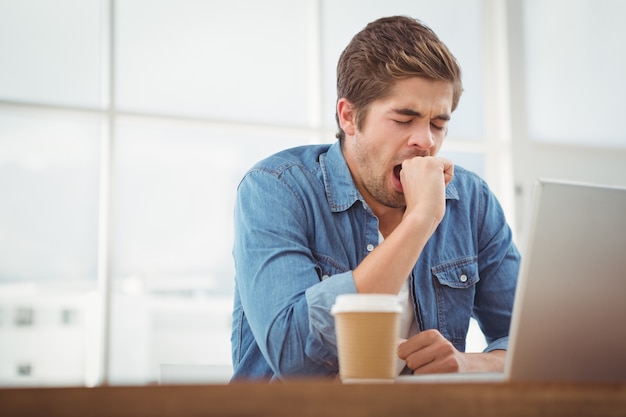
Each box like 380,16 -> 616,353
331,294 -> 401,382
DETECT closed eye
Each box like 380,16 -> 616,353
430,122 -> 446,131
393,119 -> 413,126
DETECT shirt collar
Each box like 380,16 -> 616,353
320,141 -> 361,213
320,141 -> 460,213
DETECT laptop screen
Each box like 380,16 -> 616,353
506,179 -> 626,383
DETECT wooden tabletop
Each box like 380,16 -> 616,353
2,380 -> 626,417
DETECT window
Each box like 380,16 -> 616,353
507,0 -> 626,240
523,0 -> 626,146
61,308 -> 79,326
14,307 -> 34,327
16,363 -> 33,377
1,0 -> 494,386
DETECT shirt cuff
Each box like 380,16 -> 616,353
305,271 -> 357,349
484,336 -> 508,352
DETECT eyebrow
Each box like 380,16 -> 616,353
391,107 -> 451,121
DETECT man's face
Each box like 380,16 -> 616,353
340,77 -> 454,211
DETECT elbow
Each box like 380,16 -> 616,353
263,324 -> 337,378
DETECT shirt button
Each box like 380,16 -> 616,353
366,244 -> 374,252
321,275 -> 330,281
460,274 -> 468,283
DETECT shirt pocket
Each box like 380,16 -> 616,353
430,256 -> 479,350
432,256 -> 479,289
313,252 -> 349,282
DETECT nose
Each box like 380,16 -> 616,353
407,124 -> 435,150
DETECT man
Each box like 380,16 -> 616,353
231,16 -> 520,380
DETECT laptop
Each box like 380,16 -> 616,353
398,179 -> 626,383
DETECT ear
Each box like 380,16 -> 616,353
337,98 -> 356,136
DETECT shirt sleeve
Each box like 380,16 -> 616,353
233,168 -> 356,377
474,180 -> 521,352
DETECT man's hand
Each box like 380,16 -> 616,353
399,156 -> 454,234
352,156 -> 454,295
397,329 -> 506,374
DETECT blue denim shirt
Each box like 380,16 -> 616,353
231,141 -> 520,380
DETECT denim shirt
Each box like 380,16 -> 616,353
231,141 -> 520,381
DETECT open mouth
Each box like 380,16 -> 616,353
392,164 -> 403,192
393,164 -> 402,180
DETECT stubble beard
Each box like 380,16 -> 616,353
351,132 -> 407,210
366,176 -> 406,209
354,151 -> 406,210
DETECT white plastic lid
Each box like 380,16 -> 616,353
331,293 -> 401,314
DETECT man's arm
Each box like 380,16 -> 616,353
234,168 -> 349,377
396,177 -> 519,374
353,156 -> 454,294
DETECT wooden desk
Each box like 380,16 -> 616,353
2,380 -> 625,417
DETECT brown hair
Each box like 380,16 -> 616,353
335,16 -> 463,143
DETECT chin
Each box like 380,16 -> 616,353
382,192 -> 406,209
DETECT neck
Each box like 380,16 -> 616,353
374,206 -> 406,238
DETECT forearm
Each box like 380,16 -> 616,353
353,156 -> 451,295
353,211 -> 438,294
461,349 -> 506,372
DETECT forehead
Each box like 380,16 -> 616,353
378,77 -> 454,114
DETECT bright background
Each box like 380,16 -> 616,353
1,0 -> 625,386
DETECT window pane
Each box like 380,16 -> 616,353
439,150 -> 486,179
0,0 -> 104,107
0,287 -> 98,386
0,109 -> 101,386
116,0 -> 314,126
0,109 -> 101,283
524,0 -> 626,146
321,0 -> 484,139
109,117 -> 312,383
